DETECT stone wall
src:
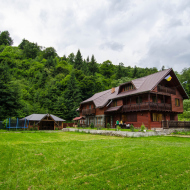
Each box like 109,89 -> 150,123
62,128 -> 167,137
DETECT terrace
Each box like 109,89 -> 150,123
82,108 -> 96,115
122,102 -> 171,112
157,85 -> 176,95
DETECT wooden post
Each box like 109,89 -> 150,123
148,93 -> 150,110
148,112 -> 151,129
167,120 -> 169,129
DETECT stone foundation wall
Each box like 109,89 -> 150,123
62,128 -> 167,137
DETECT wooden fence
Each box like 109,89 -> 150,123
162,121 -> 190,129
63,123 -> 75,128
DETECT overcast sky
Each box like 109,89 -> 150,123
1,0 -> 190,72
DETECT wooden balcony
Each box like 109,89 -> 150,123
122,102 -> 171,112
157,85 -> 176,95
82,108 -> 95,115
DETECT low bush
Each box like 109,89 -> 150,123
130,124 -> 135,132
90,123 -> 94,129
141,123 -> 146,132
107,123 -> 111,129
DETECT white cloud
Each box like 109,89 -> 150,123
1,0 -> 190,72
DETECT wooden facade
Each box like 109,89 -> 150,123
79,69 -> 188,129
23,114 -> 65,130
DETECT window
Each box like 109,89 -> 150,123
175,98 -> 180,107
113,100 -> 117,107
89,105 -> 91,109
96,117 -> 102,125
124,84 -> 134,91
89,117 -> 95,125
152,113 -> 162,122
122,114 -> 127,122
136,96 -> 142,104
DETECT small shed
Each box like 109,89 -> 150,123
22,114 -> 65,130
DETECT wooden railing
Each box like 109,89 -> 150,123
157,85 -> 176,95
122,102 -> 171,112
82,108 -> 95,115
162,121 -> 190,129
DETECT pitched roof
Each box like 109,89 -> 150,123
104,106 -> 122,112
80,68 -> 188,108
73,116 -> 85,121
23,114 -> 65,121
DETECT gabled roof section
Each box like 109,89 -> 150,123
116,68 -> 172,99
81,87 -> 120,108
23,114 -> 65,122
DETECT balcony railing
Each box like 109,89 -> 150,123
82,108 -> 95,115
157,85 -> 176,95
122,102 -> 171,112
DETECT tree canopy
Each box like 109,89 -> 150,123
0,31 -> 189,121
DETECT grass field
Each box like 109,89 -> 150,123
0,132 -> 190,189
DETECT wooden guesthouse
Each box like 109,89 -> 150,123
78,68 -> 189,129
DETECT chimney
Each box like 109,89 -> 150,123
111,87 -> 115,93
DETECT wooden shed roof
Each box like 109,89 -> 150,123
22,114 -> 65,122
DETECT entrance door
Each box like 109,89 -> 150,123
40,121 -> 54,130
105,116 -> 111,128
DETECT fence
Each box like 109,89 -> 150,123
162,121 -> 190,129
6,118 -> 29,130
63,123 -> 75,128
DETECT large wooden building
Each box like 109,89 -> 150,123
79,69 -> 189,129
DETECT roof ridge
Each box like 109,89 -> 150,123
131,68 -> 172,89
132,68 -> 172,82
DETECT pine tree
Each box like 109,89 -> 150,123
74,49 -> 83,70
133,65 -> 138,78
82,59 -> 89,75
0,31 -> 13,46
116,62 -> 124,79
88,55 -> 98,75
63,71 -> 81,120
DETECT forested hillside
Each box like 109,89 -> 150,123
0,31 -> 190,121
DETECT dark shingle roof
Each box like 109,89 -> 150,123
23,114 -> 65,121
80,68 -> 188,108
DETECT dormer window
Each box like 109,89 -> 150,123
124,84 -> 134,91
113,100 -> 117,107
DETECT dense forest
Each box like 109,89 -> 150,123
0,31 -> 190,121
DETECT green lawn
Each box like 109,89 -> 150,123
0,132 -> 190,189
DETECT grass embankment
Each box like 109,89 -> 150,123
0,132 -> 190,189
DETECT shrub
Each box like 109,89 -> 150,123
141,123 -> 146,132
77,123 -> 80,128
130,124 -> 135,132
55,127 -> 59,130
107,123 -> 110,129
97,126 -> 102,130
90,123 -> 94,129
116,125 -> 121,131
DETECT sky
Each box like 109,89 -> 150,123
1,0 -> 190,72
